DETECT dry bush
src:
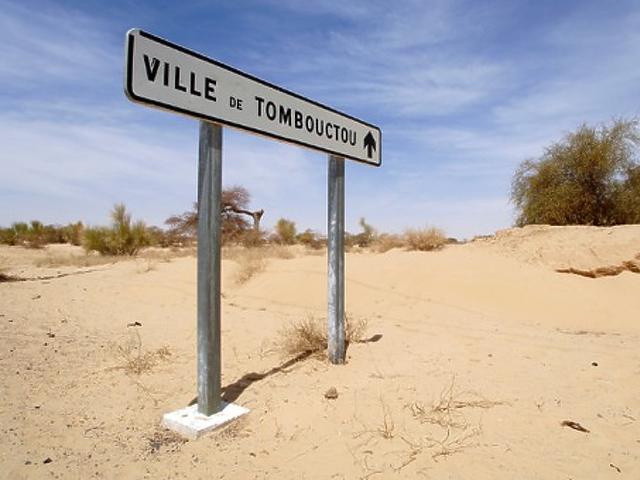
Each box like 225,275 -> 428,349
404,227 -> 446,251
371,233 -> 405,253
277,314 -> 368,358
116,330 -> 171,375
279,316 -> 327,358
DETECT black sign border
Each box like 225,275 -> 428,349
125,29 -> 382,167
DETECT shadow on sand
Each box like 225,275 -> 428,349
188,333 -> 383,405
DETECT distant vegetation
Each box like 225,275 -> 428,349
512,118 -> 640,226
1,189 -> 449,256
0,220 -> 83,248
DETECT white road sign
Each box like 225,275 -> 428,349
125,29 -> 381,166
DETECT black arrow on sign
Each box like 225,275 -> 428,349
363,131 -> 376,159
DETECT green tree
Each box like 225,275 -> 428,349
275,218 -> 296,244
511,119 -> 640,226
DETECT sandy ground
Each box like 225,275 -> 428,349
1,225 -> 639,479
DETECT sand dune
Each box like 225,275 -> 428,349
1,225 -> 639,479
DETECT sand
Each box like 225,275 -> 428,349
1,225 -> 639,479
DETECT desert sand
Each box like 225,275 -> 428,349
1,225 -> 639,479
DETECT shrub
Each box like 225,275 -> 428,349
83,203 -> 150,256
275,218 -> 296,245
404,227 -> 446,251
296,229 -> 324,249
511,118 -> 640,226
355,217 -> 377,247
62,222 -> 84,246
371,233 -> 405,253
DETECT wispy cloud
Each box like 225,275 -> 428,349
0,1 -> 117,87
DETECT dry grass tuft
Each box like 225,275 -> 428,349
233,249 -> 267,284
404,227 -> 447,251
279,316 -> 327,358
116,330 -> 172,375
345,316 -> 368,344
34,253 -> 120,268
277,314 -> 368,358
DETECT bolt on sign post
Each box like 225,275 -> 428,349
124,29 -> 381,435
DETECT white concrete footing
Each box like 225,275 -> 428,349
162,402 -> 249,440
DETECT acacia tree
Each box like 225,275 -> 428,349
511,119 -> 640,226
165,185 -> 264,244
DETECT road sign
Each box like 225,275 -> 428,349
125,29 -> 381,166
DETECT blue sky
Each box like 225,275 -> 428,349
1,0 -> 639,239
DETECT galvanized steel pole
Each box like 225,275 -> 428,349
327,155 -> 346,364
197,121 -> 223,415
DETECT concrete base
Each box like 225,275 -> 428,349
162,402 -> 249,440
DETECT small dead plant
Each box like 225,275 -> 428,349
423,424 -> 482,460
378,400 -> 395,439
146,428 -> 187,455
409,376 -> 503,429
116,329 -> 172,375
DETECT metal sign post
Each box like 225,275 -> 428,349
125,28 -> 381,437
327,155 -> 346,364
196,121 -> 222,416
